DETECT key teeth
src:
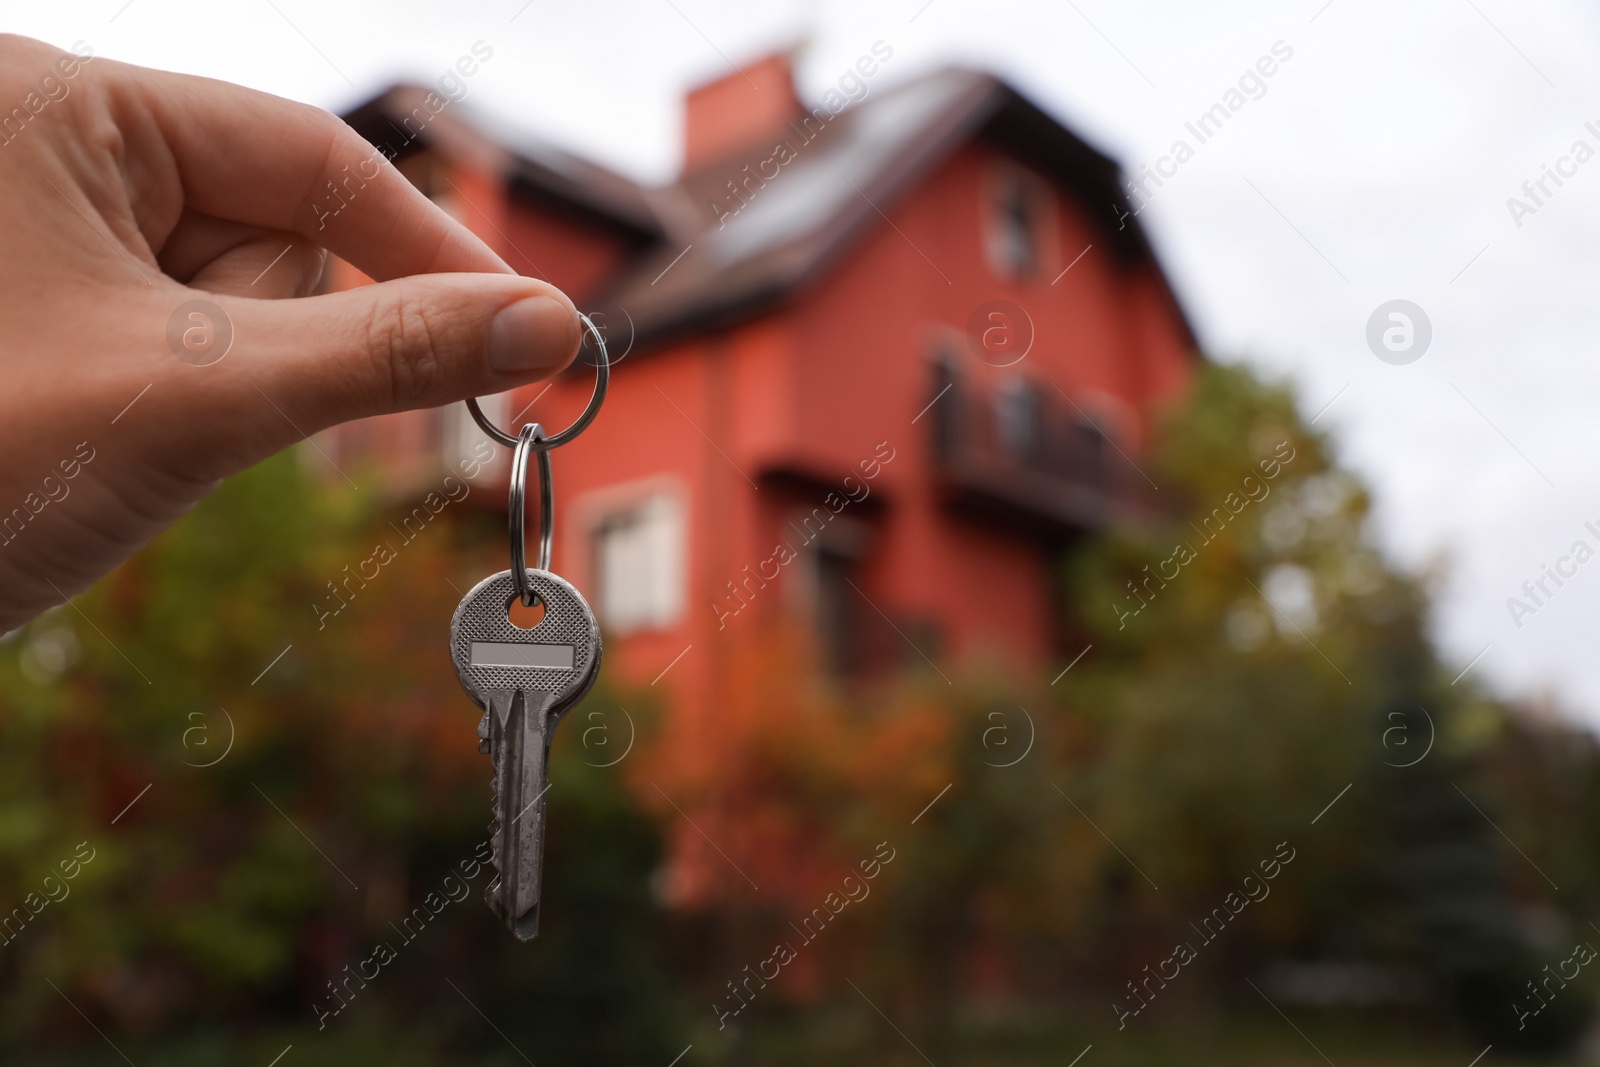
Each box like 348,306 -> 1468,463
483,687 -> 531,938
484,690 -> 509,930
485,825 -> 521,934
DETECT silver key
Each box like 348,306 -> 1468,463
450,568 -> 601,940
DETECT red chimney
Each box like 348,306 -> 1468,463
683,53 -> 803,173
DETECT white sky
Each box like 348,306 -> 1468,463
8,0 -> 1600,723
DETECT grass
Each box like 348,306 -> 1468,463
16,1007 -> 1581,1065
711,1007 -> 1570,1067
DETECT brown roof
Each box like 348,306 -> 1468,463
341,86 -> 669,240
340,69 -> 1197,353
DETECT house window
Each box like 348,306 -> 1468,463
591,494 -> 686,634
928,354 -> 961,464
1067,418 -> 1109,491
995,377 -> 1044,466
986,167 -> 1045,280
814,547 -> 863,677
444,395 -> 506,483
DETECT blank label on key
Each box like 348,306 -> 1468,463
470,642 -> 576,670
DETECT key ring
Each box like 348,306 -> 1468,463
468,311 -> 609,451
508,422 -> 553,606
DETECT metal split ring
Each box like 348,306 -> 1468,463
508,422 -> 553,606
466,311 -> 610,451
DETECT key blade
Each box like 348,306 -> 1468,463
487,688 -> 556,941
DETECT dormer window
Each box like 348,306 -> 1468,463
986,166 -> 1048,281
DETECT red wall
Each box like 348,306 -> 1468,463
503,140 -> 1193,752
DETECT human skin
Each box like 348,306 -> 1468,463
0,35 -> 582,631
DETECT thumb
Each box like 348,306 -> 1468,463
226,272 -> 581,434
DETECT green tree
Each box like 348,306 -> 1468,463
1062,363 -> 1593,1051
0,453 -> 683,1063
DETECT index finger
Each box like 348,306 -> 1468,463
105,57 -> 512,282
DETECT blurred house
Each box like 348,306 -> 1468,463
324,51 -> 1194,777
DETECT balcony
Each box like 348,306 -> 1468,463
928,369 -> 1139,540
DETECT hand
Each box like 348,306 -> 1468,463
0,34 -> 581,632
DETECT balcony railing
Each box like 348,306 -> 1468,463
929,372 -> 1137,538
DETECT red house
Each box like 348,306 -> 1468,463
325,50 -> 1195,814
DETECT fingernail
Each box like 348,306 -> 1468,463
488,295 -> 579,374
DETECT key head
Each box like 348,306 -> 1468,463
450,569 -> 602,719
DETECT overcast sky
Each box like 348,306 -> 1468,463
8,0 -> 1600,724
